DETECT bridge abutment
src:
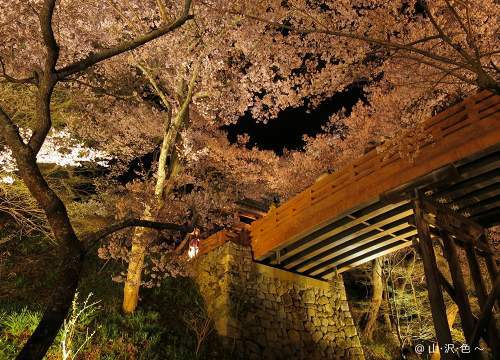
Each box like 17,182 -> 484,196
194,242 -> 364,360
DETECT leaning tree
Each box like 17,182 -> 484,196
0,0 -> 196,358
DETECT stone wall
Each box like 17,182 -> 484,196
194,242 -> 364,360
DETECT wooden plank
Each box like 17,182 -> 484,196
439,171 -> 500,202
453,184 -> 500,209
307,229 -> 416,277
440,230 -> 476,343
466,196 -> 500,216
276,201 -> 409,264
329,241 -> 413,276
413,195 -> 455,359
283,209 -> 413,269
296,220 -> 413,273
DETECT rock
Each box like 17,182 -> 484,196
345,325 -> 357,337
245,341 -> 260,354
266,329 -> 278,342
318,296 -> 329,305
269,283 -> 277,294
282,293 -> 293,307
312,331 -> 323,343
303,289 -> 315,303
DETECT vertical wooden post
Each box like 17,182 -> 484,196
479,233 -> 499,309
470,275 -> 500,349
465,243 -> 500,357
413,194 -> 455,359
440,231 -> 482,359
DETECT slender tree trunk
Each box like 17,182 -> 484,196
122,64 -> 197,313
362,258 -> 383,340
122,206 -> 154,312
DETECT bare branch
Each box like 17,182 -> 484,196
392,54 -> 477,86
83,218 -> 193,252
404,35 -> 443,47
0,57 -> 36,85
156,0 -> 170,23
443,0 -> 480,60
71,78 -> 136,101
56,0 -> 194,80
136,63 -> 172,114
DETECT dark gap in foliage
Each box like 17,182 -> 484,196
223,83 -> 366,155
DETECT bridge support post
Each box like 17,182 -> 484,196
440,230 -> 476,344
413,194 -> 456,360
464,243 -> 500,357
412,193 -> 500,359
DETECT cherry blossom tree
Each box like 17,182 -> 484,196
0,0 -> 194,358
1,1 -> 497,358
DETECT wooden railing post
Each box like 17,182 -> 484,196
413,192 -> 456,359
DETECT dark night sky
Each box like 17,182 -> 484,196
224,84 -> 365,155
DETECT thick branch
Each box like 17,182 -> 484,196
39,0 -> 60,72
83,218 -> 192,251
419,0 -> 474,64
56,0 -> 193,80
27,0 -> 61,154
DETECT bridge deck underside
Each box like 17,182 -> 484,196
259,143 -> 500,281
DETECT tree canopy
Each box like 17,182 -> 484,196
0,0 -> 498,358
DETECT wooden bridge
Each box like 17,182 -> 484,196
202,90 -> 499,277
199,90 -> 500,358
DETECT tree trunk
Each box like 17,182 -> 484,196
362,258 -> 383,340
122,63 -> 197,313
122,206 -> 154,313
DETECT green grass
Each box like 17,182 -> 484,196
0,235 -> 230,359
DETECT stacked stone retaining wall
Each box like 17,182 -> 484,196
194,242 -> 364,360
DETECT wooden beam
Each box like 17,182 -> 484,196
465,243 -> 500,357
422,199 -> 483,240
287,211 -> 413,270
327,241 -> 413,276
413,195 -> 455,359
440,170 -> 500,202
470,275 -> 500,350
306,228 -> 416,276
478,234 -> 499,309
276,201 -> 409,264
440,230 -> 476,343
